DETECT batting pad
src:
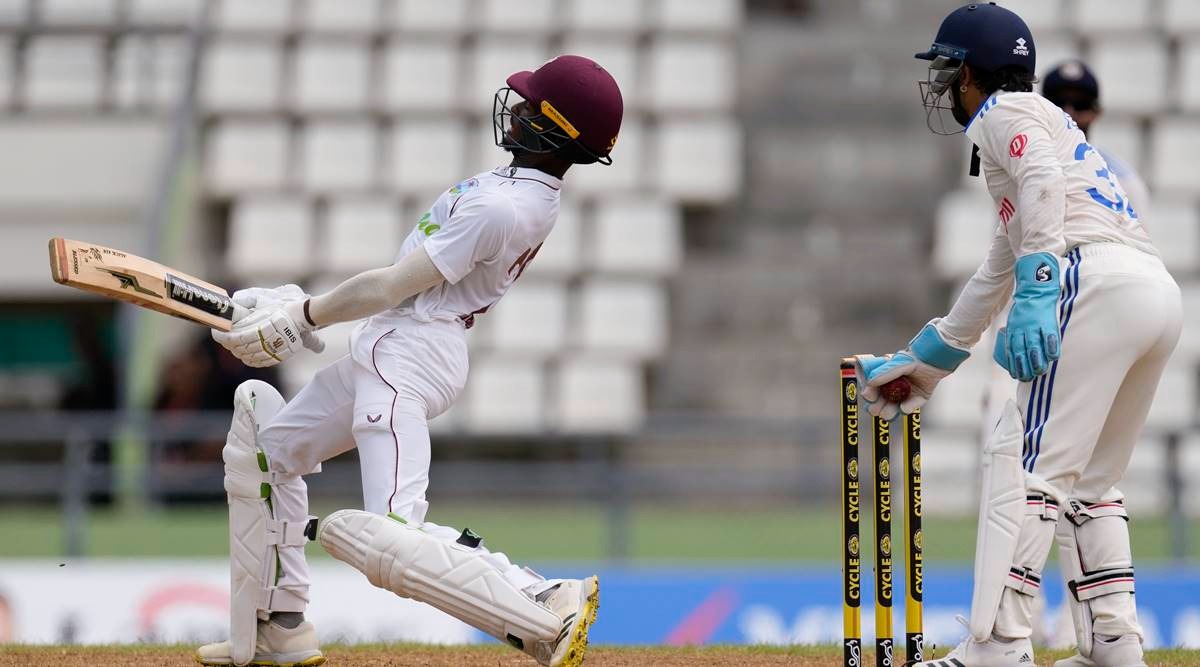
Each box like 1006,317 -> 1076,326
224,380 -> 310,666
319,509 -> 561,664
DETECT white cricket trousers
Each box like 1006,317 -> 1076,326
993,242 -> 1181,641
251,315 -> 552,610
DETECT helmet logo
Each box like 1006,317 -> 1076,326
1009,133 -> 1028,158
608,135 -> 618,151
539,100 -> 580,139
1013,37 -> 1029,57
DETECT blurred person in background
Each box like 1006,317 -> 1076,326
196,55 -> 622,667
858,3 -> 1179,666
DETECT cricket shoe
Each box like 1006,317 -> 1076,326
1053,634 -> 1146,667
913,616 -> 1033,667
195,619 -> 324,666
536,575 -> 600,667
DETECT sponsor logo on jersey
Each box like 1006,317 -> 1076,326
1013,37 -> 1030,56
999,197 -> 1015,226
448,177 -> 479,196
1009,133 -> 1028,158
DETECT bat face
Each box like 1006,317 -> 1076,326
49,237 -> 238,331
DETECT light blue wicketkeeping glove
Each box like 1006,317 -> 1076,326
856,321 -> 971,420
994,252 -> 1061,382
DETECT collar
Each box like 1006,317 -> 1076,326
964,91 -> 1005,141
492,166 -> 562,191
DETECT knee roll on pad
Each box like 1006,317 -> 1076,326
224,380 -> 315,666
319,509 -> 561,662
1057,498 -> 1140,658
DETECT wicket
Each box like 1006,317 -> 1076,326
840,359 -> 923,667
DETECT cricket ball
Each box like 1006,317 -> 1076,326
881,377 -> 912,403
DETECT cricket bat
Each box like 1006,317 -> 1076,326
48,237 -> 245,331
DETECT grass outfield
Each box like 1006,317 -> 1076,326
0,502 -> 1197,562
1,645 -> 1198,666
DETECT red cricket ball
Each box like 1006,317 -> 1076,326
881,377 -> 912,403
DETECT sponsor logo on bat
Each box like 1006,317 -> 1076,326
99,268 -> 162,297
166,274 -> 234,320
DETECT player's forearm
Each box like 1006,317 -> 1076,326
305,246 -> 446,327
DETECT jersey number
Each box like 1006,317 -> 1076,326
1074,142 -> 1138,221
461,244 -> 543,329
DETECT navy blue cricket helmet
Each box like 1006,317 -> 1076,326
915,2 -> 1036,134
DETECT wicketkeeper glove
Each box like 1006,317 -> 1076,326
994,252 -> 1061,382
856,320 -> 971,420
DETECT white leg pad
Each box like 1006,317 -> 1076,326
224,380 -> 313,666
969,401 -> 1061,641
1057,496 -> 1142,659
319,509 -> 561,662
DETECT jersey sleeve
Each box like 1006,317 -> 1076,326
974,98 -> 1067,258
422,192 -> 517,285
936,221 -> 1017,348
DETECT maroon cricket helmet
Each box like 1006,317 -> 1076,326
493,54 -> 624,165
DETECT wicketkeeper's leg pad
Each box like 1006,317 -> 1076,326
969,401 -> 1062,642
319,509 -> 562,664
224,380 -> 317,666
1057,495 -> 1142,658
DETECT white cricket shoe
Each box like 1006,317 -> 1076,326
913,617 -> 1033,666
1053,634 -> 1146,667
195,619 -> 325,666
536,575 -> 600,667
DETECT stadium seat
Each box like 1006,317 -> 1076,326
388,119 -> 468,195
1149,119 -> 1200,193
212,0 -> 292,32
1164,0 -> 1200,34
291,40 -> 372,112
646,39 -> 735,112
933,190 -> 995,279
114,35 -> 187,109
653,0 -> 742,32
524,197 -> 581,278
1088,119 -> 1143,177
205,120 -> 291,193
994,0 -> 1062,32
227,197 -> 314,280
479,0 -> 555,33
462,358 -> 545,433
1123,437 -> 1169,516
126,0 -> 202,25
559,37 -> 638,105
1145,366 -> 1196,431
1088,37 -> 1167,114
481,281 -> 568,356
1177,282 -> 1200,361
381,40 -> 460,112
392,0 -> 469,34
0,1 -> 26,25
566,119 -> 643,196
0,37 -> 12,107
40,0 -> 116,25
563,0 -> 642,32
299,121 -> 376,192
576,279 -> 668,358
654,119 -> 742,203
920,430 -> 979,515
590,198 -> 683,276
468,39 -> 548,110
1178,39 -> 1200,112
552,359 -> 645,433
921,340 -> 991,429
301,0 -> 378,33
1072,0 -> 1152,32
1033,35 -> 1082,82
322,197 -> 404,274
201,39 -> 283,111
472,122 -> 509,174
1146,199 -> 1199,273
24,36 -> 103,108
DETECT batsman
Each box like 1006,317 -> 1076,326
856,3 -> 1180,666
194,55 -> 622,667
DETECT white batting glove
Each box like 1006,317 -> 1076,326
213,300 -> 316,367
219,284 -> 325,354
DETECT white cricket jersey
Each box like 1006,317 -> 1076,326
377,166 -> 561,328
938,91 -> 1160,347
